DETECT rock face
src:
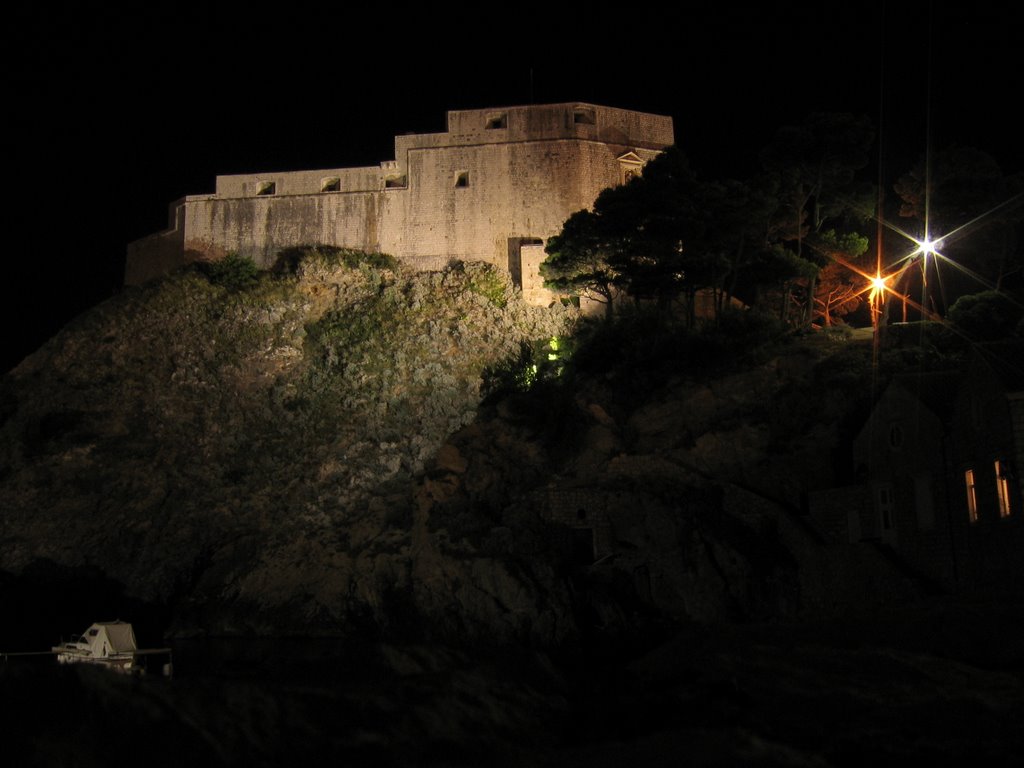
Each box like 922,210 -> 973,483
0,252 -> 918,644
0,252 -> 573,640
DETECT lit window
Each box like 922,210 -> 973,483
455,171 -> 469,188
256,181 -> 276,196
965,469 -> 978,523
321,177 -> 340,192
995,460 -> 1012,518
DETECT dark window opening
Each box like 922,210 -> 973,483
877,484 -> 895,532
570,528 -> 595,566
321,177 -> 340,192
486,113 -> 507,129
573,108 -> 596,125
889,423 -> 903,449
455,171 -> 469,188
256,181 -> 276,196
507,239 -> 522,287
385,175 -> 407,189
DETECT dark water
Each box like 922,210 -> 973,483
3,637 -> 565,768
6,603 -> 1024,767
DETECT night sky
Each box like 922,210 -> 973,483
5,2 -> 1021,372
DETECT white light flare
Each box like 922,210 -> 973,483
907,234 -> 944,262
918,237 -> 942,257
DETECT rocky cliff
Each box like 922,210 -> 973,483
0,252 -> 576,640
7,252 -> 1024,767
0,251 -> 910,645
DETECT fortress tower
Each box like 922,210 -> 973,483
126,103 -> 674,304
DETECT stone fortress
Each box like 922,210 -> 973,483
127,103 -> 674,303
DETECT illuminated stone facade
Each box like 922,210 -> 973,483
126,103 -> 674,304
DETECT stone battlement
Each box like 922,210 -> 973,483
126,103 -> 674,304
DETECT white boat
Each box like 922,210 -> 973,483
51,620 -> 172,676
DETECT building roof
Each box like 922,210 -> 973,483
972,341 -> 1024,393
889,371 -> 964,422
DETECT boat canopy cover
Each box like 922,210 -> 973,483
84,621 -> 138,653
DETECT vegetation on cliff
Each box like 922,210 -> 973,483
5,248 -> 1024,766
2,241 -> 996,645
0,250 -> 572,637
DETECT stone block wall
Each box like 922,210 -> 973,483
126,103 -> 674,301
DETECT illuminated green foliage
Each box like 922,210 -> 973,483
481,335 -> 570,400
273,245 -> 398,274
200,252 -> 260,290
456,260 -> 508,308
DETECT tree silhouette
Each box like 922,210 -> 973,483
760,113 -> 875,326
542,209 -> 618,319
895,146 -> 1023,307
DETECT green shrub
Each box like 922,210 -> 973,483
948,290 -> 1023,341
453,261 -> 508,308
200,253 -> 260,290
273,245 -> 398,275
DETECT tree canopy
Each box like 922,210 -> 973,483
541,209 -> 618,318
895,146 -> 1024,307
542,111 -> 1020,333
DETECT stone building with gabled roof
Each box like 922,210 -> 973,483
126,103 -> 674,304
810,343 -> 1024,593
849,372 -> 962,585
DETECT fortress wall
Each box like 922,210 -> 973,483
381,139 -> 640,271
125,201 -> 188,284
126,104 -> 675,288
126,227 -> 185,285
520,243 -> 554,305
444,103 -> 675,149
182,192 -> 383,267
587,105 -> 675,148
214,165 -> 383,197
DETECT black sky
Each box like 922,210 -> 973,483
4,2 -> 1021,371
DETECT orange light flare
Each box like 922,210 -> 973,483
868,273 -> 887,308
831,253 -> 896,301
864,190 -> 1024,289
829,253 -> 940,321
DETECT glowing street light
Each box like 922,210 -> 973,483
907,234 -> 944,263
919,237 -> 941,257
868,272 -> 889,329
